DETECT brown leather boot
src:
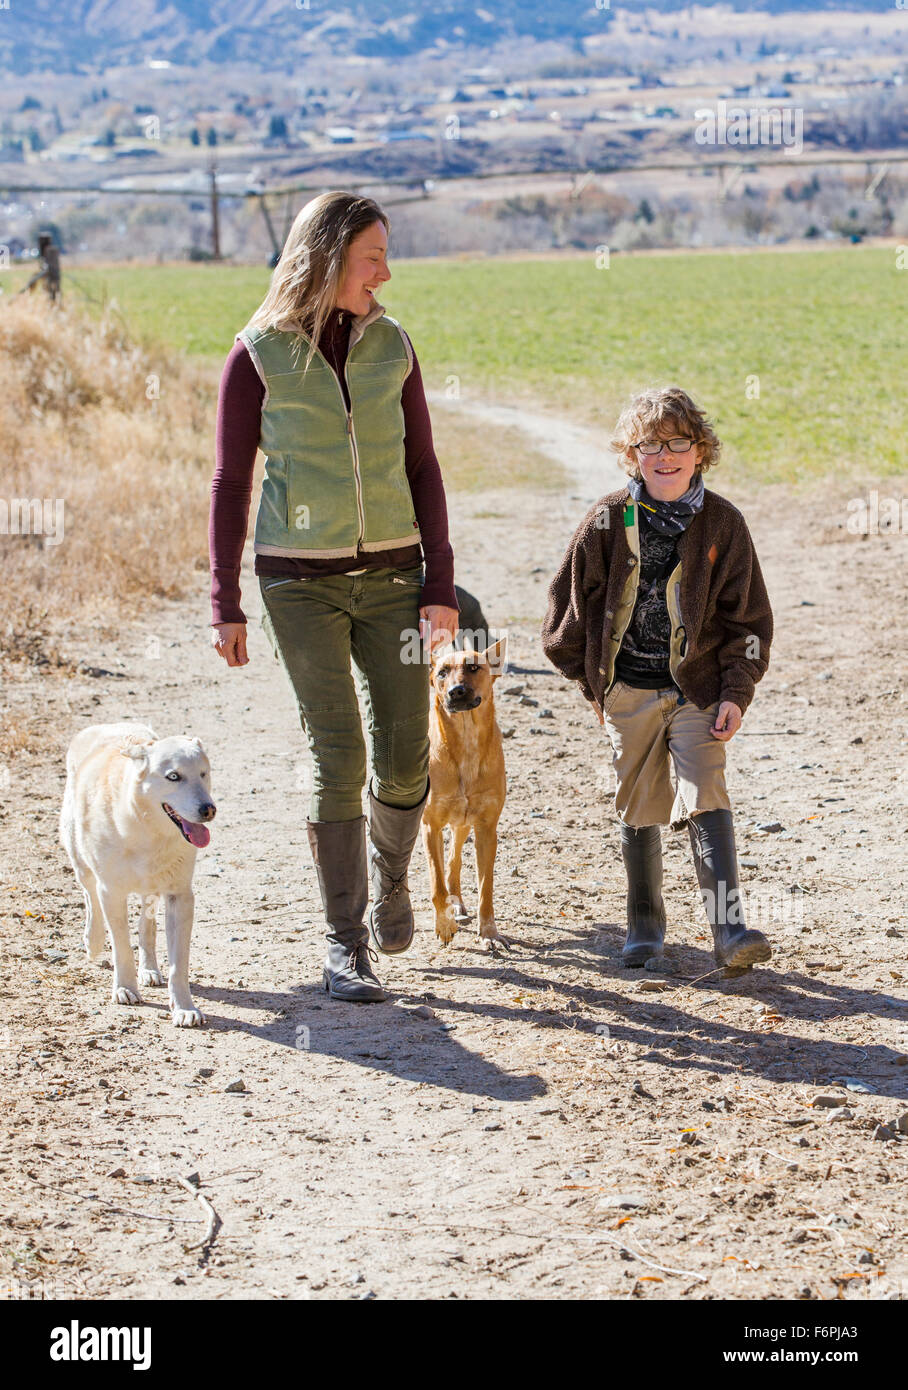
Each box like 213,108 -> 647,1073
366,777 -> 429,955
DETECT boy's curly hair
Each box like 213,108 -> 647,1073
610,387 -> 721,481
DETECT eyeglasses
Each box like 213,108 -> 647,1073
634,438 -> 695,456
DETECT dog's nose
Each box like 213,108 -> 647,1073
448,683 -> 470,699
198,803 -> 217,822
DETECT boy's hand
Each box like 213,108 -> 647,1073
710,700 -> 742,741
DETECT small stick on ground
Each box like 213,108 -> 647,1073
177,1175 -> 222,1258
595,1231 -> 707,1283
24,1173 -> 202,1225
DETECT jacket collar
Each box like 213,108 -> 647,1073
347,294 -> 386,350
270,296 -> 386,346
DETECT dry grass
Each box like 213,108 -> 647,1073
0,295 -> 559,685
0,297 -> 216,669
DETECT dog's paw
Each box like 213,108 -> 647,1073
171,1007 -> 205,1028
479,922 -> 511,953
83,936 -> 106,963
112,985 -> 141,1006
435,910 -> 459,946
138,968 -> 165,988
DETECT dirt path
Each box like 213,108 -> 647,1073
425,389 -> 626,503
2,410 -> 907,1302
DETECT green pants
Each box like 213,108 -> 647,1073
259,564 -> 430,822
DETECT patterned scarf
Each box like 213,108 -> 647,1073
627,470 -> 705,537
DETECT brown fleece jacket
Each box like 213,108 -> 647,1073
541,486 -> 773,716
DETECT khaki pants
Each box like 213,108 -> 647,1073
602,681 -> 731,829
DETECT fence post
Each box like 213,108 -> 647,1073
209,162 -> 221,260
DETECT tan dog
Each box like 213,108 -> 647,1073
422,639 -> 508,949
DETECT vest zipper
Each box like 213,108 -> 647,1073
306,329 -> 367,551
344,396 -> 366,550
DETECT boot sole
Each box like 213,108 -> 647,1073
621,947 -> 664,967
719,938 -> 773,969
371,937 -> 413,957
323,973 -> 387,1003
368,912 -> 414,956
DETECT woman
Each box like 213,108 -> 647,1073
209,192 -> 459,1004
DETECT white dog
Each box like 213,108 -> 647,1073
60,723 -> 216,1027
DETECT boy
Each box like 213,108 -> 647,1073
541,387 -> 774,971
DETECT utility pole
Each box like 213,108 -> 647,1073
209,161 -> 221,260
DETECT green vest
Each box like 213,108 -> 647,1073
239,308 -> 421,559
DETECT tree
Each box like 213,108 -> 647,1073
190,127 -> 201,146
268,113 -> 288,140
206,127 -> 218,147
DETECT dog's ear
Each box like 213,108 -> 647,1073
483,635 -> 508,680
120,738 -> 153,772
429,642 -> 454,673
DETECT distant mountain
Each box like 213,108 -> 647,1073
0,1 -> 895,75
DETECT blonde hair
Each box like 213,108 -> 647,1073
246,190 -> 390,369
610,386 -> 721,480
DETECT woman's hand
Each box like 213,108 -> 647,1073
419,605 -> 459,653
211,622 -> 249,667
710,700 -> 742,741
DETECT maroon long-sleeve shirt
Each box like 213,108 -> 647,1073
209,306 -> 457,625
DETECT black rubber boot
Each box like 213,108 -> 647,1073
367,777 -> 429,955
306,817 -> 388,1002
620,822 -> 667,966
687,809 -> 772,969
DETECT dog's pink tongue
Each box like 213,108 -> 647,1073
182,820 -> 210,849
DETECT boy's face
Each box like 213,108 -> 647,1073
631,429 -> 701,502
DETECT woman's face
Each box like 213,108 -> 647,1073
335,220 -> 391,315
631,430 -> 702,503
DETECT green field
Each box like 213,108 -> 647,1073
3,247 -> 903,485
